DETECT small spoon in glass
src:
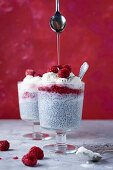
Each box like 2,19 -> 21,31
50,0 -> 66,33
78,62 -> 89,80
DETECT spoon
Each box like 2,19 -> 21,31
50,0 -> 66,33
78,62 -> 89,80
76,146 -> 113,162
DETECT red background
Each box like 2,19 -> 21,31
0,0 -> 113,119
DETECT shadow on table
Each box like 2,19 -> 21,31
67,131 -> 98,139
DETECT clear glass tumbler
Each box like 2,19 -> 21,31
18,82 -> 51,140
38,83 -> 85,153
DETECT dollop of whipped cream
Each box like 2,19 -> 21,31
23,75 -> 41,84
76,146 -> 102,162
19,75 -> 41,91
40,71 -> 82,89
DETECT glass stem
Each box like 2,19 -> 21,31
32,122 -> 42,139
55,131 -> 66,152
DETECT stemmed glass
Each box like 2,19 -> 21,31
38,83 -> 85,153
18,82 -> 51,140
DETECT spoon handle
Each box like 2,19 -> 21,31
56,0 -> 59,12
79,62 -> 89,80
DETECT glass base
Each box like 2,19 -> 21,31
23,133 -> 52,140
43,144 -> 77,154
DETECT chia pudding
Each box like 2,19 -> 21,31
38,65 -> 85,131
18,70 -> 41,122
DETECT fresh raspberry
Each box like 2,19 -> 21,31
48,66 -> 58,73
22,153 -> 37,167
58,68 -> 70,78
0,140 -> 10,151
63,65 -> 72,73
29,146 -> 44,160
25,69 -> 35,76
13,156 -> 18,159
0,158 -> 2,160
57,65 -> 63,70
34,73 -> 42,77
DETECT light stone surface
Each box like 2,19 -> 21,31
0,120 -> 113,170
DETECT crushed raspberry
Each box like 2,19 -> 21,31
22,153 -> 37,167
58,68 -> 70,78
22,92 -> 37,99
25,69 -> 35,76
0,158 -> 2,160
13,156 -> 18,159
22,92 -> 30,98
34,73 -> 42,77
63,65 -> 72,72
57,65 -> 63,70
0,140 -> 10,151
38,85 -> 83,95
29,146 -> 44,160
48,66 -> 58,73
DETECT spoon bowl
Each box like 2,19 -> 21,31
50,11 -> 66,33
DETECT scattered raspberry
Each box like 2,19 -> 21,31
48,66 -> 58,73
13,156 -> 18,159
0,140 -> 10,151
0,158 -> 2,160
34,73 -> 42,77
58,68 -> 70,78
63,65 -> 72,73
25,69 -> 35,76
29,146 -> 44,160
57,65 -> 63,70
22,153 -> 37,167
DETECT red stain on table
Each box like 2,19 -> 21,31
0,0 -> 113,119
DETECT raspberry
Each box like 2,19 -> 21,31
63,65 -> 72,72
34,73 -> 42,77
0,158 -> 2,160
29,146 -> 44,160
25,69 -> 35,76
48,66 -> 58,73
0,140 -> 10,151
22,92 -> 30,98
22,153 -> 37,167
57,65 -> 63,70
58,68 -> 70,78
13,156 -> 18,159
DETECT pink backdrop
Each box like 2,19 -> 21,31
0,0 -> 113,119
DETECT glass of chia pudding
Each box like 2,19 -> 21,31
38,65 -> 85,153
18,69 -> 51,140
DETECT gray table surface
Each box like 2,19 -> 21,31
0,120 -> 113,170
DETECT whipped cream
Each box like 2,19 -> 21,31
76,146 -> 102,162
19,75 -> 41,92
40,72 -> 83,89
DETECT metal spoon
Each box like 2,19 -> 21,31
50,0 -> 66,33
78,62 -> 89,80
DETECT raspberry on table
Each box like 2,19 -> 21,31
13,156 -> 18,159
63,65 -> 72,72
58,68 -> 70,78
29,146 -> 44,160
25,69 -> 35,76
0,140 -> 10,151
0,158 -> 2,160
22,153 -> 37,167
48,66 -> 58,73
